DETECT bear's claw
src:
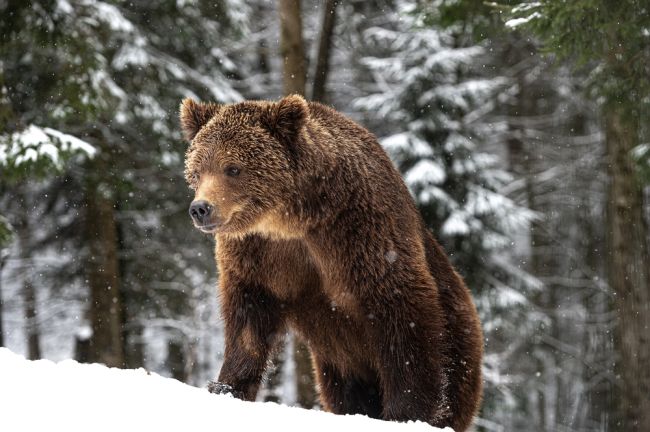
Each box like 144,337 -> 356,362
207,381 -> 244,399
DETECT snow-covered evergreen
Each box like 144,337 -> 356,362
355,3 -> 535,280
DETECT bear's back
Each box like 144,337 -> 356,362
306,102 -> 383,156
305,101 -> 418,218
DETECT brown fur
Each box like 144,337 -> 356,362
180,94 -> 483,431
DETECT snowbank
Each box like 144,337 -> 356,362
0,349 -> 448,432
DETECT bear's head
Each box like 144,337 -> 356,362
180,94 -> 308,237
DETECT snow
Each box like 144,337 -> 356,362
382,133 -> 434,158
112,42 -> 242,103
91,1 -> 135,33
405,159 -> 446,186
441,211 -> 471,236
0,125 -> 96,168
75,325 -> 93,340
505,12 -> 542,29
0,348 -> 450,432
632,143 -> 649,158
43,127 -> 97,156
56,0 -> 73,14
423,47 -> 483,73
112,40 -> 151,69
511,2 -> 542,14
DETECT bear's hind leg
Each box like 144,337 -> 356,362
315,361 -> 383,419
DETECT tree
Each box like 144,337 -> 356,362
1,15 -> 97,357
0,248 -> 6,348
509,2 -> 650,429
429,1 -> 627,428
0,124 -> 96,359
1,0 -> 243,377
311,0 -> 339,102
279,0 -> 307,96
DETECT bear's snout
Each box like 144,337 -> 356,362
189,200 -> 218,232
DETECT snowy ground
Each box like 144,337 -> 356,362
0,348 -> 448,432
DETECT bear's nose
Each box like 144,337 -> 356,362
189,200 -> 213,224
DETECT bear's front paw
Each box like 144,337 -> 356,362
207,381 -> 244,399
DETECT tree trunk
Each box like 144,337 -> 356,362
262,340 -> 285,403
294,338 -> 316,408
166,339 -> 188,382
17,219 -> 41,360
0,71 -> 13,349
85,175 -> 125,368
572,111 -> 614,431
504,37 -> 551,430
258,39 -> 270,77
605,107 -> 650,431
277,0 -> 317,408
311,0 -> 338,102
115,207 -> 145,371
23,273 -> 41,360
0,250 -> 6,348
123,323 -> 145,369
75,332 -> 91,363
279,0 -> 306,96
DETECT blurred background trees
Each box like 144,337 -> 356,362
1,1 -> 648,431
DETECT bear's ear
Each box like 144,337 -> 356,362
179,98 -> 221,142
262,94 -> 308,146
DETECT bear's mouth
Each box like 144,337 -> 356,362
196,222 -> 220,234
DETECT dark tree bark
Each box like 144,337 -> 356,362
262,340 -> 285,403
23,273 -> 41,360
294,338 -> 317,408
123,323 -> 145,369
0,250 -> 6,348
311,0 -> 339,102
166,339 -> 188,382
74,332 -> 91,363
115,205 -> 145,371
279,0 -> 306,96
258,39 -> 270,77
17,217 -> 41,360
572,111 -> 614,431
84,171 -> 125,368
605,107 -> 650,431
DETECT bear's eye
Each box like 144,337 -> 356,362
191,172 -> 200,183
224,166 -> 241,177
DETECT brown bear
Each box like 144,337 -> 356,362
180,94 -> 483,431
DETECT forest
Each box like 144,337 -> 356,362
1,0 -> 649,431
